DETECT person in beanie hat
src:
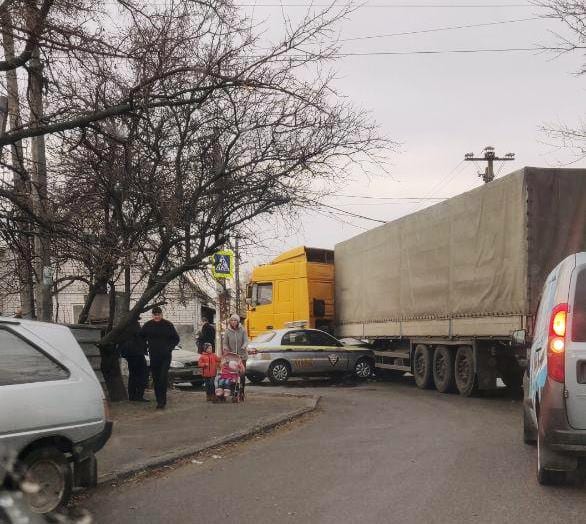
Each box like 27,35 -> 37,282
223,313 -> 248,396
140,306 -> 180,409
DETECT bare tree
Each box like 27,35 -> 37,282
0,0 -> 389,399
539,1 -> 586,153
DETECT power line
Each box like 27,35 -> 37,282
333,47 -> 551,56
333,194 -> 446,200
318,202 -> 387,223
237,3 -> 533,7
340,17 -> 541,42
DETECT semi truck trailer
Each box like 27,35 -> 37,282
336,167 -> 586,395
247,167 -> 586,395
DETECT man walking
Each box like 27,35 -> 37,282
223,314 -> 248,396
140,307 -> 180,409
196,316 -> 216,353
119,319 -> 149,402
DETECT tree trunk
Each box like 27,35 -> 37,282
1,10 -> 35,318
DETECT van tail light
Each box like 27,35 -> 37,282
547,303 -> 568,383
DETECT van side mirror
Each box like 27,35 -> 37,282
512,329 -> 527,346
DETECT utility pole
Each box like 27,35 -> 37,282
235,237 -> 241,318
464,147 -> 515,184
29,46 -> 53,321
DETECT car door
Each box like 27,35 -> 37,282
564,257 -> 586,429
280,330 -> 314,374
306,330 -> 348,373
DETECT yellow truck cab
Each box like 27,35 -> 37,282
246,247 -> 334,338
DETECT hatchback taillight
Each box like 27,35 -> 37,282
547,303 -> 568,383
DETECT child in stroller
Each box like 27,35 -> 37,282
215,352 -> 245,403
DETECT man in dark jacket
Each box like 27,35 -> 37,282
196,317 -> 216,353
140,306 -> 180,409
119,319 -> 148,402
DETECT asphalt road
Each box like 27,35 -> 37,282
84,377 -> 586,524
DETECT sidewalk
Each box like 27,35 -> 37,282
98,388 -> 318,483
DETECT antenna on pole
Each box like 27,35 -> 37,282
464,147 -> 515,183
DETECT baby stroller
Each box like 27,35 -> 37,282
215,352 -> 245,403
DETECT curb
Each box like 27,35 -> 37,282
98,393 -> 320,485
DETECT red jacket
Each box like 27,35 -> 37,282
198,353 -> 221,378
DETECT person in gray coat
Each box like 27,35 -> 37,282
223,314 -> 248,396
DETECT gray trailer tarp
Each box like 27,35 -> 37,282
335,167 -> 586,338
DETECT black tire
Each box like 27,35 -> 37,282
413,345 -> 433,389
354,358 -> 373,380
432,346 -> 456,393
247,374 -> 265,385
267,360 -> 290,385
21,447 -> 72,514
523,405 -> 537,445
537,430 -> 567,486
454,346 -> 477,397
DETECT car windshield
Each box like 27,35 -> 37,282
253,331 -> 276,343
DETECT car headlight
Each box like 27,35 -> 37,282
170,360 -> 185,369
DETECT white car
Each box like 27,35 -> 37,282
145,348 -> 202,385
0,317 -> 112,513
246,328 -> 374,384
523,252 -> 586,484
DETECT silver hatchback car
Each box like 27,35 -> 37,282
0,318 -> 112,513
245,328 -> 374,385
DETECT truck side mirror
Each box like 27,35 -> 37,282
512,329 -> 527,346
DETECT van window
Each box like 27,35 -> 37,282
0,330 -> 69,386
256,283 -> 273,306
572,269 -> 586,342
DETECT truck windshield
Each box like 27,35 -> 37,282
253,331 -> 276,343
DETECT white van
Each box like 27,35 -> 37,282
0,318 -> 112,513
523,252 -> 586,484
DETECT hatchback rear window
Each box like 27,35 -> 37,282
0,330 -> 69,386
253,331 -> 276,343
573,269 -> 586,342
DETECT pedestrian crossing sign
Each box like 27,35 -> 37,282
211,249 -> 235,279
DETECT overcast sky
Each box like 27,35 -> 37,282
236,0 -> 586,267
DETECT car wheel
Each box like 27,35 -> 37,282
454,346 -> 477,397
537,430 -> 567,485
247,374 -> 265,384
432,346 -> 456,393
354,358 -> 373,380
21,447 -> 72,514
413,344 -> 433,389
268,361 -> 290,385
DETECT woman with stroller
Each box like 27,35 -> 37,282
223,314 -> 248,397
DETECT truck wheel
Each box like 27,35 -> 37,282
413,345 -> 433,389
432,346 -> 456,393
21,447 -> 72,514
454,346 -> 477,397
268,361 -> 290,385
